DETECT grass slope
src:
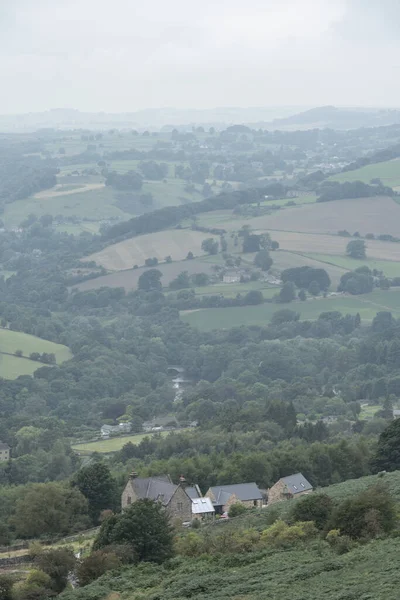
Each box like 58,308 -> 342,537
62,471 -> 400,600
329,158 -> 400,187
196,196 -> 400,237
181,288 -> 400,331
84,230 -> 213,271
304,253 -> 400,278
0,329 -> 71,362
72,431 -> 177,454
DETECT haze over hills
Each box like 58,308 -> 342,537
2,105 -> 400,132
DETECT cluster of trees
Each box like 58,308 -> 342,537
317,180 -> 395,203
105,170 -> 143,191
281,266 -> 331,293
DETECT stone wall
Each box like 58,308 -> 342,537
267,480 -> 312,505
121,480 -> 138,510
166,486 -> 192,522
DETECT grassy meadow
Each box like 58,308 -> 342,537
329,158 -> 400,187
72,430 -> 176,454
181,288 -> 400,331
0,329 -> 72,379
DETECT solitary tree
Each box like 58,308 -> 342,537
254,249 -> 273,271
346,239 -> 366,259
94,499 -> 174,564
372,418 -> 400,472
138,269 -> 163,291
278,282 -> 296,303
201,238 -> 219,255
73,463 -> 117,524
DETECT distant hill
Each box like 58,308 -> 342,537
3,105 -> 400,132
267,105 -> 400,130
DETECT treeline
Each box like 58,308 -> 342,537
101,186 -> 283,244
317,181 -> 395,203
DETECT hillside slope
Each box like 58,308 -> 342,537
62,472 -> 400,600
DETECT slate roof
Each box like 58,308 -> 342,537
280,473 -> 313,495
0,442 -> 10,451
192,497 -> 215,514
186,485 -> 202,499
209,483 -> 263,505
130,475 -> 178,506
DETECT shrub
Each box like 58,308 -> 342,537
77,550 -> 122,586
228,503 -> 247,518
0,574 -> 14,600
331,484 -> 396,540
260,520 -> 317,548
290,494 -> 333,531
326,529 -> 354,554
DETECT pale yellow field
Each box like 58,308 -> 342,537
270,231 -> 400,262
198,196 -> 400,237
85,230 -> 213,271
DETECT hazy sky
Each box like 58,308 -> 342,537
1,0 -> 400,113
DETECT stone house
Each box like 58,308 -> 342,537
205,483 -> 263,514
0,442 -> 10,462
267,473 -> 313,505
121,473 -> 192,522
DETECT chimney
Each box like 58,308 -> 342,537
130,471 -> 138,480
179,475 -> 188,488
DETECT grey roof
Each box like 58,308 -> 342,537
186,485 -> 201,499
209,483 -> 263,505
131,475 -> 178,506
192,497 -> 215,514
0,442 -> 10,451
280,473 -> 313,495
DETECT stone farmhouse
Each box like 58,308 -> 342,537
267,473 -> 313,505
121,473 -> 192,522
0,442 -> 10,462
205,482 -> 264,514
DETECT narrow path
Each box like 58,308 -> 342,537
34,183 -> 105,199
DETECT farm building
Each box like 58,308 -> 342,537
121,472 -> 192,522
267,473 -> 313,505
100,422 -> 131,438
0,442 -> 10,462
205,482 -> 264,514
192,497 -> 215,519
223,272 -> 241,283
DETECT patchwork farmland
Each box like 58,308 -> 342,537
197,196 -> 400,237
83,229 -> 213,271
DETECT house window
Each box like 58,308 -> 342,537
127,496 -> 132,505
253,500 -> 258,507
177,502 -> 183,511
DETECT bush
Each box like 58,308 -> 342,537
326,529 -> 354,554
331,484 -> 396,540
228,503 -> 247,518
260,520 -> 317,548
0,574 -> 14,600
77,550 -> 122,586
290,494 -> 333,531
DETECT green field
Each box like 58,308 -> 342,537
3,186 -> 128,228
0,328 -> 72,362
191,281 -> 279,299
329,158 -> 400,187
72,430 -> 175,454
181,288 -> 400,331
303,253 -> 400,277
0,354 -> 49,379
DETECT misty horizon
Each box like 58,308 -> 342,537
2,0 -> 400,114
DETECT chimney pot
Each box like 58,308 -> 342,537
130,471 -> 138,479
